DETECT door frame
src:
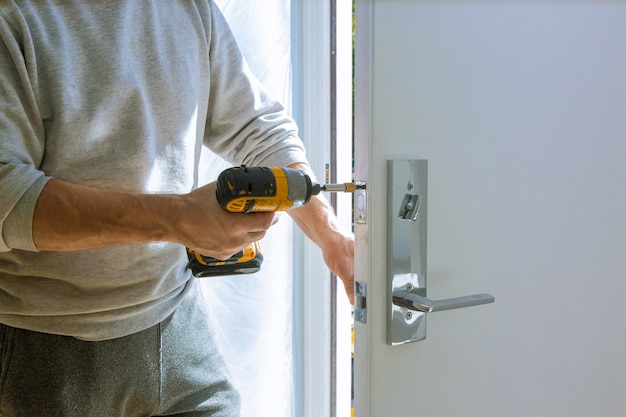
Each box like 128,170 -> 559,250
352,0 -> 373,415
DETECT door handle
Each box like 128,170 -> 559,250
392,288 -> 494,313
387,159 -> 494,345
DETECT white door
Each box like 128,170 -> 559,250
353,2 -> 626,416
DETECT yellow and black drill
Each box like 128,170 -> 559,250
187,165 -> 360,277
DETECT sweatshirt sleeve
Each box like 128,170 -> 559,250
0,9 -> 51,252
202,2 -> 308,168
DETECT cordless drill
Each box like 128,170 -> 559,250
187,165 -> 359,277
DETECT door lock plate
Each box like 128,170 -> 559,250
387,159 -> 494,345
388,159 -> 428,345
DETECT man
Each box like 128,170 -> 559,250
0,1 -> 354,416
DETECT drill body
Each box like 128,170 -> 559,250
216,166 -> 314,213
188,166 -> 315,277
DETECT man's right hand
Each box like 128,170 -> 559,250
176,182 -> 275,260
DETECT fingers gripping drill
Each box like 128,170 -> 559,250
187,166 -> 362,277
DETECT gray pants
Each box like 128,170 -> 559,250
0,282 -> 240,417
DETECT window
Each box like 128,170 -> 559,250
291,1 -> 354,416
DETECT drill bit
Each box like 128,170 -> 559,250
311,182 -> 366,195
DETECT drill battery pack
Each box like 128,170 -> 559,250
187,241 -> 264,277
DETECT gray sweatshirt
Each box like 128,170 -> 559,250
0,1 -> 307,340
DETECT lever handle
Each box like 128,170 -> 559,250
393,289 -> 495,313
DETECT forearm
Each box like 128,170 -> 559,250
286,163 -> 351,243
32,179 -> 274,258
287,163 -> 355,301
289,193 -> 351,251
32,179 -> 183,251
